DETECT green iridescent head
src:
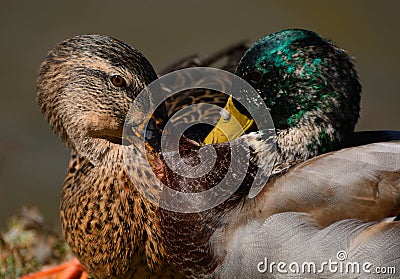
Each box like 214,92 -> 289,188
235,29 -> 361,138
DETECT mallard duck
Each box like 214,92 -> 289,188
21,35 -> 246,279
203,28 -> 400,195
30,34 -> 179,279
131,29 -> 400,278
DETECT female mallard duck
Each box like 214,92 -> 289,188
22,35 -> 246,279
139,29 -> 400,278
31,35 -> 181,279
24,30 -> 399,279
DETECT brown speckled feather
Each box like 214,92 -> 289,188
62,149 -> 181,278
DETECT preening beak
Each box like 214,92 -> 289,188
203,96 -> 254,144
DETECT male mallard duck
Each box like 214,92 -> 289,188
135,29 -> 400,278
204,28 -> 400,196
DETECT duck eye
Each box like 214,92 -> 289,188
110,75 -> 126,87
248,70 -> 263,83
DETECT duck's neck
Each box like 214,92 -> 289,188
272,119 -> 343,174
61,145 -> 180,278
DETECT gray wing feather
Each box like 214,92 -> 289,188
253,141 -> 400,225
215,213 -> 400,278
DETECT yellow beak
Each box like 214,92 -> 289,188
203,96 -> 254,144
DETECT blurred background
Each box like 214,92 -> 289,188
0,0 -> 399,229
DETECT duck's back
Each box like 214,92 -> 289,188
213,141 -> 400,278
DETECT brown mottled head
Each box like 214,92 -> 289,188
37,34 -> 158,163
